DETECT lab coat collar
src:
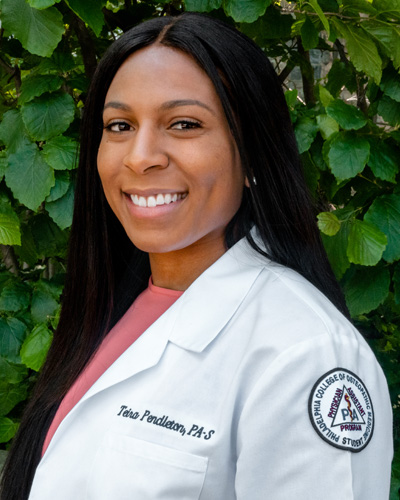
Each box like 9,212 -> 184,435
168,235 -> 265,352
79,234 -> 265,403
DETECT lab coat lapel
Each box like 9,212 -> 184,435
80,235 -> 264,403
169,236 -> 264,351
79,301 -> 178,404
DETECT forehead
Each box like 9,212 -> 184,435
105,45 -> 221,108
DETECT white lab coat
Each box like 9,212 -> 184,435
29,235 -> 393,499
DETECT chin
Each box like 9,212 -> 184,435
127,235 -> 185,255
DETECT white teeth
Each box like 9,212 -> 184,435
130,193 -> 186,207
147,196 -> 156,207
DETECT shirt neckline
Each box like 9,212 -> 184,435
148,277 -> 184,298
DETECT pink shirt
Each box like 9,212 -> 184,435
42,279 -> 183,456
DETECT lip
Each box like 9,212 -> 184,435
123,188 -> 187,197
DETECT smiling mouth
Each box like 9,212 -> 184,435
130,192 -> 188,208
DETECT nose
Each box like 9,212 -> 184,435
123,125 -> 169,174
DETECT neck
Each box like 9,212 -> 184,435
149,237 -> 227,291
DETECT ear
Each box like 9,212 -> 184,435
244,176 -> 250,188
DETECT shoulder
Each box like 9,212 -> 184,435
233,245 -> 361,351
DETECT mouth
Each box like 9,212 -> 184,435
130,192 -> 188,208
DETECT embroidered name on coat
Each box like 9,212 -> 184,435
117,405 -> 215,441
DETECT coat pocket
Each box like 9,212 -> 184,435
86,431 -> 208,500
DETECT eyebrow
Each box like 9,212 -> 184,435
160,99 -> 215,115
103,101 -> 132,112
103,99 -> 215,115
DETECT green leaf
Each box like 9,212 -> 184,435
377,95 -> 400,126
241,6 -> 293,40
316,114 -> 339,140
347,219 -> 387,265
301,16 -> 319,50
333,19 -> 382,83
364,194 -> 400,262
0,356 -> 28,384
20,324 -> 52,371
308,0 -> 330,36
294,117 -> 318,154
21,92 -> 75,141
327,131 -> 370,181
19,75 -> 63,105
380,66 -> 400,102
0,154 -> 7,182
373,0 -> 400,20
326,99 -> 367,130
317,211 -> 341,236
0,381 -> 28,416
301,151 -> 320,196
65,0 -> 107,36
318,85 -> 334,106
14,224 -> 38,267
343,265 -> 390,316
285,89 -> 298,108
224,0 -> 272,22
341,0 -> 377,15
31,213 -> 68,258
184,0 -> 222,11
0,282 -> 30,313
0,211 -> 21,246
5,144 -> 55,211
27,0 -> 60,8
326,60 -> 357,96
31,281 -> 61,324
319,0 -> 339,11
0,317 -> 27,363
322,220 -> 351,279
0,417 -> 18,443
390,456 -> 400,500
394,264 -> 400,305
367,139 -> 399,183
0,110 -> 31,154
46,171 -> 70,202
46,182 -> 75,229
37,52 -> 75,74
362,21 -> 400,70
1,0 -> 64,57
42,135 -> 78,170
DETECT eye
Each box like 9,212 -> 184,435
104,121 -> 132,133
170,120 -> 202,131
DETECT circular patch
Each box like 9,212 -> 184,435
308,368 -> 374,453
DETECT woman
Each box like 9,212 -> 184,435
1,12 -> 392,499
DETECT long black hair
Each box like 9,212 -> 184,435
0,12 -> 349,499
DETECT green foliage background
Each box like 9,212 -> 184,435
0,0 -> 399,494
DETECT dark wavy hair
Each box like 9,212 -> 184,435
0,12 -> 349,499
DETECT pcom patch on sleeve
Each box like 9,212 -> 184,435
308,368 -> 374,453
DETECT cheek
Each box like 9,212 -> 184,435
97,144 -> 116,191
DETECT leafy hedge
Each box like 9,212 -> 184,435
0,0 -> 399,494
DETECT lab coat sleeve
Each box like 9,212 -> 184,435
234,333 -> 393,500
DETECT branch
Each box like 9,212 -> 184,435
278,60 -> 296,83
283,9 -> 362,21
0,56 -> 21,95
356,76 -> 368,115
334,39 -> 350,66
297,37 -> 316,106
1,245 -> 19,275
70,15 -> 97,80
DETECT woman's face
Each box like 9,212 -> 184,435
97,45 -> 245,257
